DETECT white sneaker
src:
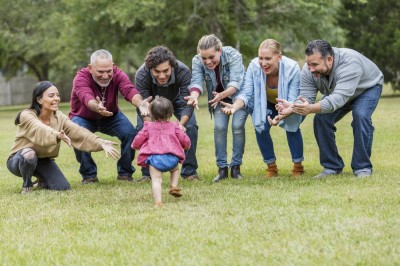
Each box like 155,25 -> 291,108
355,171 -> 371,178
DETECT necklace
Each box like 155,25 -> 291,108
99,87 -> 106,105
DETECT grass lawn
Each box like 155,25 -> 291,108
0,87 -> 399,265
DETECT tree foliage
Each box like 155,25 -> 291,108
337,0 -> 400,90
0,0 -> 345,93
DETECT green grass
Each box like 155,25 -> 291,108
0,87 -> 399,265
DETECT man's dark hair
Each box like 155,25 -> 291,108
144,46 -> 177,70
305,40 -> 334,58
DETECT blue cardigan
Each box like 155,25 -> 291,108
236,56 -> 302,132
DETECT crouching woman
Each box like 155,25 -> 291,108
6,81 -> 119,193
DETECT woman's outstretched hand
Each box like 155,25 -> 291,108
101,140 -> 120,160
57,130 -> 72,147
220,101 -> 237,115
209,91 -> 224,108
267,115 -> 282,126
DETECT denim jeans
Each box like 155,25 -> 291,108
137,107 -> 199,177
313,84 -> 382,175
71,111 -> 136,179
255,101 -> 304,164
213,104 -> 248,168
7,149 -> 70,190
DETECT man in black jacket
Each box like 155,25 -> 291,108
135,46 -> 200,181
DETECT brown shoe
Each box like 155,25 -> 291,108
117,175 -> 134,182
81,177 -> 99,184
291,162 -> 304,177
169,186 -> 182,197
266,162 -> 278,178
184,174 -> 202,181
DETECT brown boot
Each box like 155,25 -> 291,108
291,162 -> 304,177
266,162 -> 278,178
169,186 -> 182,197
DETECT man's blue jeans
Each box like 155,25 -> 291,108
137,107 -> 199,177
213,104 -> 248,168
255,101 -> 304,164
313,84 -> 382,175
71,111 -> 136,179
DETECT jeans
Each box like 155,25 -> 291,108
213,104 -> 248,168
7,149 -> 70,190
71,111 -> 136,179
255,101 -> 304,164
313,84 -> 382,175
137,107 -> 199,177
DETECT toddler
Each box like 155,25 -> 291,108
132,97 -> 191,207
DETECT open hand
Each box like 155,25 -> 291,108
220,101 -> 236,115
208,91 -> 223,109
276,99 -> 294,116
267,115 -> 281,126
178,123 -> 187,133
58,130 -> 72,147
184,95 -> 199,110
292,96 -> 311,115
101,140 -> 120,160
139,96 -> 152,117
96,96 -> 113,116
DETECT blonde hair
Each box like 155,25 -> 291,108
259,39 -> 282,55
197,34 -> 223,53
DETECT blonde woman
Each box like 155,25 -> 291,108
186,34 -> 248,182
221,39 -> 305,177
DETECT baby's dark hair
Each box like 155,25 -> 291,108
150,96 -> 174,122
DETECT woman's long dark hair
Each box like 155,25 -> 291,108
14,81 -> 54,125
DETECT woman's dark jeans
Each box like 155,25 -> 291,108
7,150 -> 70,190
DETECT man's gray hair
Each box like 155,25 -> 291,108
90,49 -> 113,64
